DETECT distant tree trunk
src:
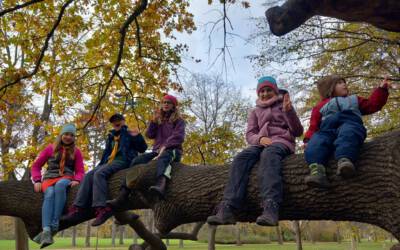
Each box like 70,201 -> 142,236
179,239 -> 184,248
293,221 -> 303,250
60,230 -> 65,238
165,238 -> 170,246
133,231 -> 138,245
72,226 -> 77,247
15,218 -> 29,250
119,225 -> 125,245
336,222 -> 341,244
112,221 -> 117,247
85,221 -> 91,247
208,225 -> 216,250
276,226 -> 283,245
236,224 -> 242,246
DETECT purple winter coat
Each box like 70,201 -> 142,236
146,118 -> 185,152
246,94 -> 303,153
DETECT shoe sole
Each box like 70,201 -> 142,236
207,218 -> 236,226
256,220 -> 278,227
337,165 -> 356,178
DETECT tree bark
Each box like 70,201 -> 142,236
208,225 -> 216,250
276,226 -> 283,245
293,221 -> 303,250
265,0 -> 400,36
85,221 -> 91,247
14,218 -> 29,250
0,129 -> 400,247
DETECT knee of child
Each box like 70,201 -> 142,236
44,188 -> 55,199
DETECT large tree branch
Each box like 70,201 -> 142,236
1,129 -> 399,248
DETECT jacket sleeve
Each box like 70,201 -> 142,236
131,133 -> 148,153
304,105 -> 322,143
73,148 -> 85,182
31,144 -> 53,183
358,86 -> 389,115
145,122 -> 159,139
283,108 -> 304,137
98,136 -> 111,166
245,109 -> 262,145
164,119 -> 186,149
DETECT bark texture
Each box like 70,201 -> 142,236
265,0 -> 400,36
0,129 -> 399,244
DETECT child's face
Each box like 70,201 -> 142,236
162,100 -> 174,112
333,80 -> 348,97
61,133 -> 75,145
111,120 -> 125,131
258,87 -> 277,101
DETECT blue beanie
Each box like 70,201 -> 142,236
257,76 -> 278,94
60,124 -> 76,136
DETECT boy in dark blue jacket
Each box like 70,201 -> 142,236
63,114 -> 147,226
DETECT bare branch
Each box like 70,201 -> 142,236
0,0 -> 45,17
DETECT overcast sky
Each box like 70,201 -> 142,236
175,1 -> 269,99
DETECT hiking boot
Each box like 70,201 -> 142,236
60,205 -> 88,223
256,200 -> 279,226
149,176 -> 167,199
91,206 -> 114,227
337,158 -> 356,178
108,184 -> 131,210
304,163 -> 330,188
40,230 -> 54,249
207,203 -> 236,225
33,232 -> 42,244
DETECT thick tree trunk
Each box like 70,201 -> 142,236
265,0 -> 400,36
0,129 -> 399,246
14,218 -> 29,250
208,225 -> 216,250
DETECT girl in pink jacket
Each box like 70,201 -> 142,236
31,124 -> 84,248
207,76 -> 303,227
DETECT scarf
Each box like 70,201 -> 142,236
107,135 -> 121,164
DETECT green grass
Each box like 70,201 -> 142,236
0,238 -> 396,250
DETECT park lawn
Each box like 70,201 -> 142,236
0,238 -> 395,250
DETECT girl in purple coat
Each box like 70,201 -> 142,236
110,94 -> 185,207
207,76 -> 303,226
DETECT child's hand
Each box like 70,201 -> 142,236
260,137 -> 272,146
283,93 -> 293,112
34,182 -> 42,193
152,109 -> 161,122
70,181 -> 80,187
154,146 -> 166,159
380,76 -> 391,88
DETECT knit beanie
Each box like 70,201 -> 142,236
317,75 -> 346,99
257,76 -> 279,94
60,124 -> 76,136
163,94 -> 178,106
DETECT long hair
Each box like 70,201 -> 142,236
157,106 -> 182,124
53,135 -> 76,160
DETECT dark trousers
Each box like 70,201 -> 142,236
223,143 -> 290,210
305,111 -> 367,165
74,161 -> 127,208
130,149 -> 182,179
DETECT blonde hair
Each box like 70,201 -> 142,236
53,135 -> 76,160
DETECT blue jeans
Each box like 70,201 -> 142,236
42,178 -> 71,231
